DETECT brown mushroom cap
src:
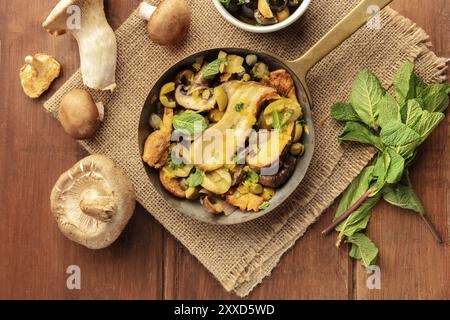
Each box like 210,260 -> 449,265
50,155 -> 136,249
58,89 -> 102,140
147,0 -> 191,46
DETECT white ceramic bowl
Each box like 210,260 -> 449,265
212,0 -> 311,33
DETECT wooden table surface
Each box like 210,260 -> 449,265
0,0 -> 448,300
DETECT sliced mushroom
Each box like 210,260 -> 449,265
159,169 -> 186,198
201,169 -> 232,195
175,85 -> 216,112
174,69 -> 195,86
201,195 -> 236,216
231,166 -> 246,187
259,154 -> 297,188
254,10 -> 278,25
50,155 -> 136,249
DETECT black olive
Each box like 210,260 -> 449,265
244,0 -> 258,10
269,0 -> 288,12
227,0 -> 240,13
241,4 -> 256,19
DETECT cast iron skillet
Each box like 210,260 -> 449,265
138,0 -> 392,224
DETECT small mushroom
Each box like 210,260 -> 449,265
259,154 -> 297,188
19,53 -> 61,99
58,89 -> 104,140
159,169 -> 186,198
50,155 -> 136,249
138,0 -> 191,46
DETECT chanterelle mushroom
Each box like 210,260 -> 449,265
43,0 -> 117,91
19,53 -> 61,98
50,155 -> 136,249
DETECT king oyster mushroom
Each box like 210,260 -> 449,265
50,155 -> 136,249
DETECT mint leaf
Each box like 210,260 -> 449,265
413,74 -> 427,97
219,0 -> 231,8
403,99 -> 423,128
202,58 -> 227,79
331,103 -> 361,122
393,61 -> 415,106
259,201 -> 270,211
347,233 -> 379,268
380,120 -> 420,147
173,112 -> 207,137
335,166 -> 380,237
421,83 -> 450,113
350,70 -> 384,130
372,150 -> 390,192
385,148 -> 404,184
338,122 -> 384,151
382,172 -> 425,214
234,103 -> 244,112
186,169 -> 204,188
378,93 -> 401,128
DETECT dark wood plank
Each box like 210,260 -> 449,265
355,0 -> 450,300
0,0 -> 164,300
164,203 -> 352,300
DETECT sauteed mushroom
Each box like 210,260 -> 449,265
175,85 -> 216,112
254,10 -> 278,25
259,154 -> 297,188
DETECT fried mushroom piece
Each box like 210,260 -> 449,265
259,154 -> 297,188
143,108 -> 173,169
226,189 -> 264,212
262,69 -> 298,102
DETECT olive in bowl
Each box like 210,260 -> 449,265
213,0 -> 311,33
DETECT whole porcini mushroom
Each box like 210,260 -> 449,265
138,0 -> 191,46
19,53 -> 61,98
58,89 -> 104,140
43,0 -> 117,91
50,155 -> 136,249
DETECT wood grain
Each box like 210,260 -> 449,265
0,0 -> 448,300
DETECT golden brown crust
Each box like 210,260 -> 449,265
263,69 -> 298,102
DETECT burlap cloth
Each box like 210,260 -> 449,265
44,0 -> 448,297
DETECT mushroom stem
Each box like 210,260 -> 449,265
138,1 -> 157,21
95,102 -> 105,122
79,189 -> 115,222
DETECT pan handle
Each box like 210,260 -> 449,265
289,0 -> 393,81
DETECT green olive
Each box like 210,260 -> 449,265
185,187 -> 201,200
251,62 -> 269,80
290,143 -> 305,156
159,82 -> 176,108
245,54 -> 258,67
214,86 -> 228,112
149,113 -> 162,130
262,188 -> 275,200
293,122 -> 303,142
250,184 -> 263,195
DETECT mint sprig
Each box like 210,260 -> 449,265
324,61 -> 449,268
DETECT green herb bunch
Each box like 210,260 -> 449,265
324,61 -> 450,267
